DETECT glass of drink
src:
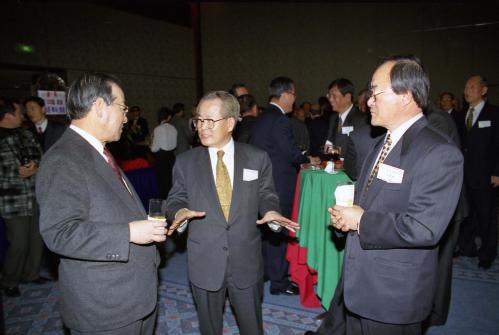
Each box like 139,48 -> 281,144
148,199 -> 166,221
334,181 -> 355,207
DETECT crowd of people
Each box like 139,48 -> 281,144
0,54 -> 497,335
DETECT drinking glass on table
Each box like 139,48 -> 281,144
148,199 -> 166,221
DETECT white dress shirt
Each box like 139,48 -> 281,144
465,100 -> 485,127
150,122 -> 178,152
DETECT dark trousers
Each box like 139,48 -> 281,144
71,307 -> 157,335
191,276 -> 264,335
317,282 -> 421,335
459,186 -> 497,263
1,211 -> 44,287
262,202 -> 292,291
155,149 -> 175,199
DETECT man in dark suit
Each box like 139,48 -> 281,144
36,73 -> 167,334
325,78 -> 368,180
165,91 -> 299,335
457,75 -> 499,270
24,96 -> 66,153
308,56 -> 463,335
250,77 -> 319,296
234,94 -> 258,143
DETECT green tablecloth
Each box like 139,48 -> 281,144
296,169 -> 350,309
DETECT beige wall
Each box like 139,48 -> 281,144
1,1 -> 196,127
200,3 -> 499,107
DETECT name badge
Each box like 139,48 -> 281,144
377,163 -> 404,184
342,126 -> 354,135
243,168 -> 258,181
478,120 -> 491,128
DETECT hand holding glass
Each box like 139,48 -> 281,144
148,199 -> 166,221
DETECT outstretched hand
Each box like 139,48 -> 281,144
167,208 -> 206,235
256,210 -> 300,232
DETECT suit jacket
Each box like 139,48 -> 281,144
461,102 -> 499,188
165,142 -> 280,291
170,115 -> 193,155
326,107 -> 368,179
234,115 -> 257,143
36,129 -> 159,332
341,117 -> 463,324
250,104 -> 308,211
29,120 -> 66,152
447,108 -> 466,140
345,124 -> 385,179
306,116 -> 329,156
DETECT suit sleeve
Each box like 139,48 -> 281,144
258,152 -> 281,215
164,157 -> 189,222
37,157 -> 130,262
493,109 -> 499,176
359,142 -> 463,249
274,117 -> 309,165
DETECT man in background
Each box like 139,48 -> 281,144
0,98 -> 43,297
251,77 -> 319,296
24,96 -> 66,153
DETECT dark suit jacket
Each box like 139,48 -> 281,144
165,142 -> 280,291
345,124 -> 385,179
461,102 -> 499,188
340,117 -> 463,324
326,107 -> 368,179
29,120 -> 66,152
234,116 -> 257,143
36,129 -> 159,332
448,108 -> 466,140
250,104 -> 308,211
306,116 -> 329,156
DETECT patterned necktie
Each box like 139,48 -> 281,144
216,150 -> 232,221
37,126 -> 43,134
366,134 -> 392,190
103,148 -> 128,191
337,116 -> 343,135
466,107 -> 474,131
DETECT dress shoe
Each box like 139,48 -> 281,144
3,286 -> 21,297
478,260 -> 493,270
270,283 -> 299,295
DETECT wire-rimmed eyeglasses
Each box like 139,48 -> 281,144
191,117 -> 228,130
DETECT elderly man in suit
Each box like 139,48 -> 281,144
250,77 -> 319,296
457,75 -> 499,270
165,91 -> 298,335
24,96 -> 66,153
36,73 -> 167,334
325,78 -> 368,180
307,56 -> 463,335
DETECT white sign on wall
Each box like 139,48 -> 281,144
37,90 -> 66,115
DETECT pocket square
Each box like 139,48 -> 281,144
243,168 -> 258,181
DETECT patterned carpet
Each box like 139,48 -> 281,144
3,280 -> 319,334
3,256 -> 498,334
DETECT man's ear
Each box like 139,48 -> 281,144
93,97 -> 106,119
401,91 -> 413,107
227,117 -> 236,132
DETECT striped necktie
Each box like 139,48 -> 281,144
366,134 -> 392,190
466,107 -> 474,131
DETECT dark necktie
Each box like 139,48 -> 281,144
466,107 -> 474,131
216,150 -> 232,221
366,134 -> 392,190
37,126 -> 43,134
336,116 -> 343,135
103,148 -> 129,192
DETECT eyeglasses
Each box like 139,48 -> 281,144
191,117 -> 227,130
367,89 -> 393,102
113,102 -> 129,113
286,91 -> 296,98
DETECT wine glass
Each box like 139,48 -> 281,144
148,199 -> 166,221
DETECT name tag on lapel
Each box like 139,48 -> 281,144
478,120 -> 491,128
243,168 -> 258,181
377,163 -> 404,184
342,126 -> 354,135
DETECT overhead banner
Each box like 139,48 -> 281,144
37,90 -> 66,115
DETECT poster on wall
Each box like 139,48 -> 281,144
37,90 -> 66,115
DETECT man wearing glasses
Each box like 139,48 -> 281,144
165,91 -> 298,335
36,73 -> 166,334
307,56 -> 463,335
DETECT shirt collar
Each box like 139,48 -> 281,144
270,102 -> 286,114
35,118 -> 48,131
339,104 -> 354,123
69,124 -> 106,160
470,100 -> 485,113
387,113 -> 424,147
208,137 -> 234,157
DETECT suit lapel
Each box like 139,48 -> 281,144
228,143 -> 244,224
